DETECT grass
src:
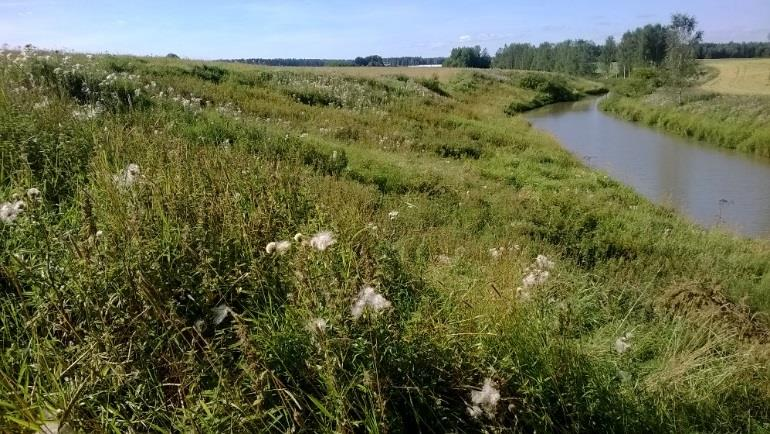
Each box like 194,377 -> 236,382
600,90 -> 770,157
601,59 -> 770,157
700,58 -> 770,96
2,49 -> 770,432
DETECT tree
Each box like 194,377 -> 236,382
664,13 -> 703,102
599,36 -> 617,77
443,46 -> 491,68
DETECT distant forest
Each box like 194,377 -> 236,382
224,34 -> 768,75
225,56 -> 445,67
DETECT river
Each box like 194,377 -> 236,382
527,97 -> 770,238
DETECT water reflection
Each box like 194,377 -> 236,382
528,98 -> 770,238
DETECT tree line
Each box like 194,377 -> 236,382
226,56 -> 445,67
444,16 -> 769,76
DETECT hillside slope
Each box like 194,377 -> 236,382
2,51 -> 770,432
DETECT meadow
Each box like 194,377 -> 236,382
2,49 -> 770,432
601,58 -> 770,157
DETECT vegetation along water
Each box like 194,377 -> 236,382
3,7 -> 770,433
3,45 -> 770,432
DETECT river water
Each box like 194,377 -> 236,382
527,97 -> 770,238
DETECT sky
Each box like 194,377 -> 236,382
1,0 -> 769,59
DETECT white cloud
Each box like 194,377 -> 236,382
459,34 -> 471,41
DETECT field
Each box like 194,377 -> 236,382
2,50 -> 770,432
701,58 -> 770,95
601,59 -> 770,157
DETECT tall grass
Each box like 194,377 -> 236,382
601,89 -> 770,158
2,48 -> 770,432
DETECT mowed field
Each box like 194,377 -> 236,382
700,58 -> 770,95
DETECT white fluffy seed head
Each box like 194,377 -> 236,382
275,240 -> 291,254
114,163 -> 141,188
26,187 -> 41,201
469,378 -> 501,418
309,231 -> 336,251
534,254 -> 555,270
211,304 -> 233,325
615,333 -> 632,354
351,286 -> 392,319
0,200 -> 25,224
522,269 -> 549,289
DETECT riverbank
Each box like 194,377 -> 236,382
600,74 -> 770,158
2,53 -> 770,432
528,97 -> 770,237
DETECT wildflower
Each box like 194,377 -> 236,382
489,247 -> 503,259
388,210 -> 399,220
293,232 -> 304,242
211,304 -> 234,325
26,187 -> 41,201
95,230 -> 103,238
366,222 -> 378,231
113,163 -> 141,188
534,254 -> 555,270
437,254 -> 452,264
266,240 -> 291,255
0,200 -> 25,224
351,286 -> 392,319
306,317 -> 328,334
522,269 -> 549,288
468,378 -> 501,418
309,231 -> 336,251
615,332 -> 633,354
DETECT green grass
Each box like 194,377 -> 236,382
601,68 -> 770,158
2,50 -> 770,432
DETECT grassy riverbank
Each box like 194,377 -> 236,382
600,59 -> 770,158
2,51 -> 770,432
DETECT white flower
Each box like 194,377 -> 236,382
274,240 -> 291,254
113,163 -> 141,188
615,332 -> 632,354
351,286 -> 392,319
309,231 -> 336,251
534,254 -> 555,270
95,230 -> 104,238
522,269 -> 549,289
0,200 -> 25,224
366,222 -> 378,231
26,187 -> 41,201
306,317 -> 328,334
211,304 -> 234,325
469,378 -> 500,418
388,210 -> 399,220
489,247 -> 503,259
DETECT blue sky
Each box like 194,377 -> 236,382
1,0 -> 768,59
